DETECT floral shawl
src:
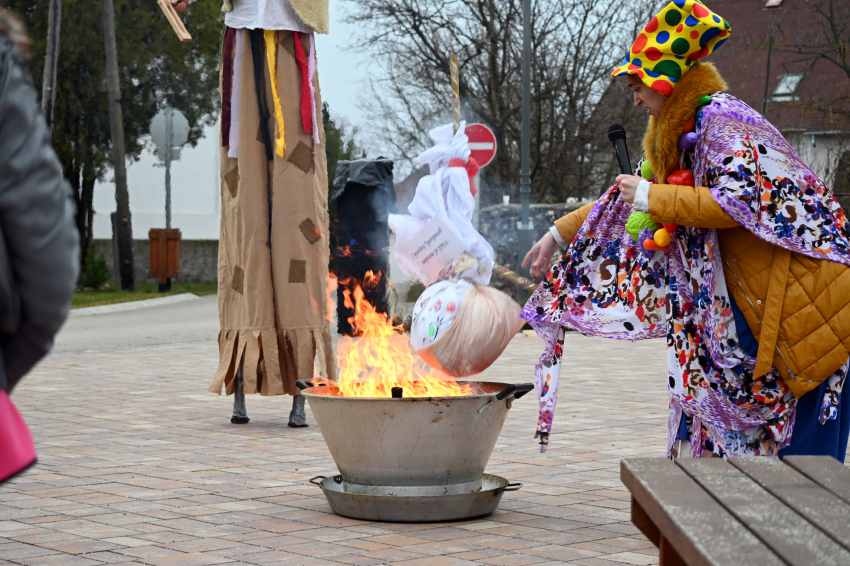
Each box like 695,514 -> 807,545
522,93 -> 850,455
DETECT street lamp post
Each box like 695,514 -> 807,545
165,110 -> 173,230
517,0 -> 535,292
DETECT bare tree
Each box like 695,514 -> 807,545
348,0 -> 653,205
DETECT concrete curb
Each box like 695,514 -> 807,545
69,293 -> 200,318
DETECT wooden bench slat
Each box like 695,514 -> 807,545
622,458 -> 784,566
729,457 -> 850,551
677,458 -> 850,566
783,456 -> 850,506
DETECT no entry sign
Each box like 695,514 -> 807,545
466,123 -> 497,168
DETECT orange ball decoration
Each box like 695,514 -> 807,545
643,239 -> 669,252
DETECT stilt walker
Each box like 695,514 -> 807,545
172,0 -> 334,427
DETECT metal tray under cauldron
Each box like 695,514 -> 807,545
309,473 -> 521,522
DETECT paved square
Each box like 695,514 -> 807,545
2,332 -> 681,565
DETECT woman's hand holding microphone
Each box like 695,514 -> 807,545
615,174 -> 642,204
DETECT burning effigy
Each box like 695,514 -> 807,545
299,121 -> 532,522
389,122 -> 525,376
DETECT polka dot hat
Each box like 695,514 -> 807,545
611,0 -> 731,96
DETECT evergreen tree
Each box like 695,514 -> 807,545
322,101 -> 363,194
7,0 -> 222,264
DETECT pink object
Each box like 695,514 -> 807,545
0,390 -> 36,484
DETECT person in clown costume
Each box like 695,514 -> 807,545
523,0 -> 850,459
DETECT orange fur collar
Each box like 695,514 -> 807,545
642,62 -> 728,183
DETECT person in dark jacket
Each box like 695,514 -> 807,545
0,9 -> 78,485
0,10 -> 79,395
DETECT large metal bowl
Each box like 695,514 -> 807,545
298,380 -> 533,488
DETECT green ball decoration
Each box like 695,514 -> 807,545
641,161 -> 654,180
697,95 -> 712,106
625,211 -> 659,242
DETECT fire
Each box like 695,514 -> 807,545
333,271 -> 473,398
335,245 -> 354,257
326,272 -> 338,323
335,244 -> 376,258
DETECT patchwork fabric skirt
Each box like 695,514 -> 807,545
210,27 -> 335,397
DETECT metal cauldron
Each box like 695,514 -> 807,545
297,381 -> 533,489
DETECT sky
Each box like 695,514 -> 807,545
315,0 -> 371,130
92,0 -> 374,241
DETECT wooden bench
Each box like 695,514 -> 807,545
621,456 -> 850,566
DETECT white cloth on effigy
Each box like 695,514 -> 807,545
388,122 -> 494,287
388,122 -> 522,377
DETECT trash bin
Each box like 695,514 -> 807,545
331,159 -> 395,335
148,228 -> 181,292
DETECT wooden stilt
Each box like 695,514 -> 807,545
157,0 -> 192,42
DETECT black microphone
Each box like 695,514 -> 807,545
607,123 -> 632,175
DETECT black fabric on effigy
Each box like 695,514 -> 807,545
331,159 -> 396,335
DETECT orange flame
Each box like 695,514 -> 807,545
335,245 -> 376,258
335,271 -> 473,398
326,272 -> 338,323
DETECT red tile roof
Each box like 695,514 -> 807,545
706,0 -> 850,133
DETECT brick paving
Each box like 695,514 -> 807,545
0,333 -> 676,566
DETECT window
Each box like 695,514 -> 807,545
765,0 -> 784,8
772,73 -> 805,102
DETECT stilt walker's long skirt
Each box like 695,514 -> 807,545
210,28 -> 335,397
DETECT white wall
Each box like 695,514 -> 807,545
93,121 -> 221,240
93,0 -> 372,241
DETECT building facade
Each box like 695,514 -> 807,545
708,0 -> 850,199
